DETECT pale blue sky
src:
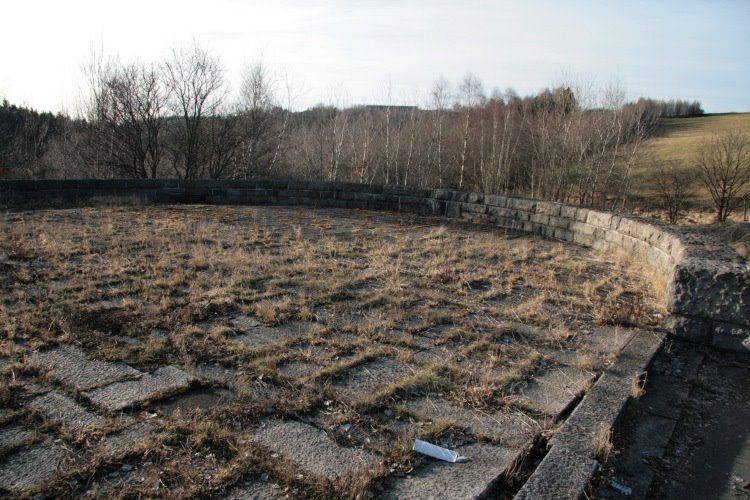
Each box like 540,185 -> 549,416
1,0 -> 748,113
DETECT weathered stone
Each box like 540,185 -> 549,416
406,397 -> 540,448
34,344 -> 141,391
514,445 -> 598,500
385,442 -> 519,499
0,424 -> 34,455
0,442 -> 70,492
249,419 -> 380,481
28,391 -> 104,431
518,366 -> 595,419
85,366 -> 194,412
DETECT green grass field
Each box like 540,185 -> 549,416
631,112 -> 750,204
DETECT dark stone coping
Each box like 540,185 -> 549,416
1,179 -> 747,351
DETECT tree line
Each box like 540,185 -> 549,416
1,44 -> 714,212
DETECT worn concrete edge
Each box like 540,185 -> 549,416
514,329 -> 666,500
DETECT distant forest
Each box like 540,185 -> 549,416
0,45 -> 704,209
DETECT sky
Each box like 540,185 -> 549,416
1,0 -> 748,114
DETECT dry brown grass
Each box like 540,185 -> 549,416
0,205 -> 664,497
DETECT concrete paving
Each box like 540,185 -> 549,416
0,326 -> 668,497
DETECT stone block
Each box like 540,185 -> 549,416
669,258 -> 750,327
536,201 -> 562,216
483,194 -> 507,207
586,210 -> 612,228
710,320 -> 750,352
507,197 -> 536,212
529,213 -> 550,226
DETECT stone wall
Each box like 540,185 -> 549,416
1,179 -> 747,351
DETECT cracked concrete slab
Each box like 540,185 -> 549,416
331,357 -> 416,401
385,442 -> 520,499
0,424 -> 34,456
85,366 -> 195,412
0,442 -> 70,493
407,396 -> 540,448
517,366 -> 596,419
96,421 -> 159,458
28,391 -> 104,432
230,324 -> 308,348
34,345 -> 141,391
249,419 -> 381,482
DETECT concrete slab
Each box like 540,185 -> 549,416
517,366 -> 595,419
0,442 -> 70,493
332,357 -> 416,402
518,329 -> 664,499
225,481 -> 286,499
580,326 -> 637,355
34,344 -> 141,391
0,424 -> 34,456
514,445 -> 598,500
385,442 -> 519,499
407,397 -> 540,448
96,421 -> 159,458
230,325 -> 306,348
28,391 -> 104,431
276,360 -> 320,379
85,366 -> 195,412
250,419 -> 380,482
229,315 -> 264,331
153,387 -> 235,415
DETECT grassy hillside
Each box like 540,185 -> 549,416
632,112 -> 750,204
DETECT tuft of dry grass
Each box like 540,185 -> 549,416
593,425 -> 614,462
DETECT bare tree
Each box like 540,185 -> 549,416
652,158 -> 695,224
456,73 -> 485,190
82,57 -> 167,178
696,130 -> 750,222
429,77 -> 451,186
236,61 -> 289,178
164,43 -> 226,179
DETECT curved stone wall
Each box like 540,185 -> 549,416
1,179 -> 748,351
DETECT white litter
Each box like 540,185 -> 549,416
412,439 -> 468,463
